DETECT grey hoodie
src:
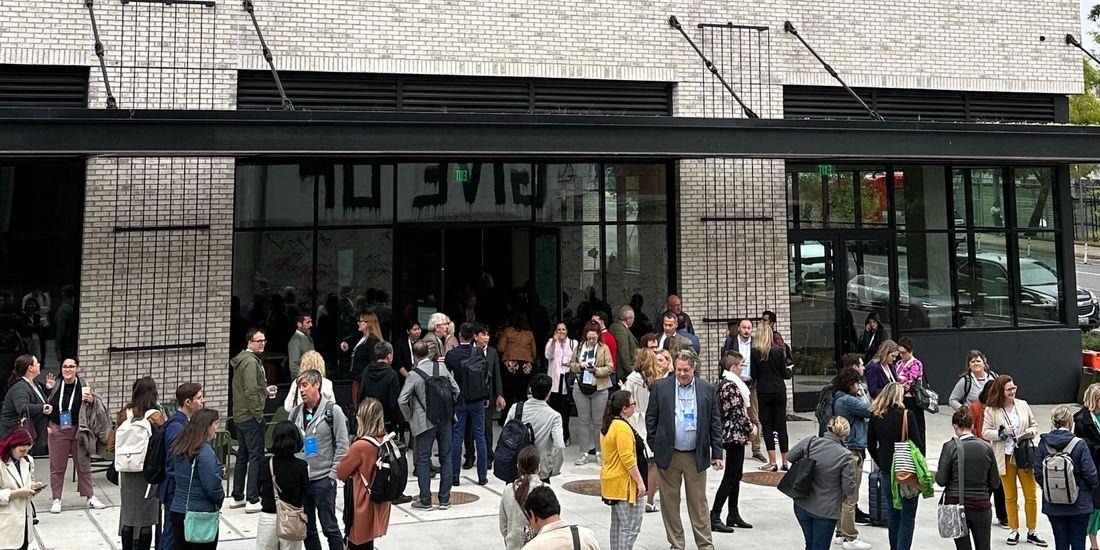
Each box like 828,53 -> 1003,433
290,397 -> 349,481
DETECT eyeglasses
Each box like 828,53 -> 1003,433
627,402 -> 637,407
251,338 -> 266,343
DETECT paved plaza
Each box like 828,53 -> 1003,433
29,404 -> 1063,549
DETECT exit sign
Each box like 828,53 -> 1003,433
454,167 -> 470,183
818,164 -> 834,176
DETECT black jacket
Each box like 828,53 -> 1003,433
750,347 -> 790,395
259,455 -> 309,513
935,435 -> 1001,503
345,334 -> 380,380
394,337 -> 415,375
867,406 -> 924,471
356,361 -> 403,430
1073,407 -> 1100,509
860,328 -> 885,364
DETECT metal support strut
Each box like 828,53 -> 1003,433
783,21 -> 884,121
1067,34 -> 1100,67
668,15 -> 758,119
84,0 -> 117,109
243,0 -> 294,110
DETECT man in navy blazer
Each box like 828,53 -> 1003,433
646,349 -> 725,549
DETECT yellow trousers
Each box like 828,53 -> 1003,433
1001,454 -> 1038,532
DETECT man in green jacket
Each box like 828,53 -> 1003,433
609,304 -> 638,376
230,328 -> 274,512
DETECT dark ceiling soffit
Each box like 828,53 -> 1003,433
3,108 -> 1100,161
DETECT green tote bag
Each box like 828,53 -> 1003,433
184,459 -> 220,543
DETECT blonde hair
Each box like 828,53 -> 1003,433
300,350 -> 325,377
359,312 -> 383,340
870,382 -> 905,417
1051,404 -> 1075,430
871,339 -> 898,366
654,349 -> 673,373
752,323 -> 773,358
356,397 -> 386,438
633,348 -> 661,387
828,416 -> 851,441
1085,383 -> 1100,412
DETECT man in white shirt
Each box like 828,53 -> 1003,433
522,486 -> 601,550
733,319 -> 765,463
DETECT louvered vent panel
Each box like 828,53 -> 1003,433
0,64 -> 88,107
784,85 -> 1058,122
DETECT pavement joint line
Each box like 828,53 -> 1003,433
219,513 -> 247,539
82,505 -> 119,550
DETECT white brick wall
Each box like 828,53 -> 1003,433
0,0 -> 1076,398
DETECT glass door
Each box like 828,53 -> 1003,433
789,232 -> 893,407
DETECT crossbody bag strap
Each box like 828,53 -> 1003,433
570,525 -> 581,550
270,457 -> 282,500
186,459 -> 196,511
901,409 -> 909,442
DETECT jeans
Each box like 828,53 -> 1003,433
303,478 -> 342,550
416,422 -> 453,505
793,503 -> 838,550
882,477 -> 919,550
158,503 -> 175,550
464,403 -> 494,463
231,418 -> 265,504
452,401 -> 487,482
953,507 -> 992,550
1048,513 -> 1089,550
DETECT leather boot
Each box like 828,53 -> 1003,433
727,511 -> 753,529
710,511 -> 734,533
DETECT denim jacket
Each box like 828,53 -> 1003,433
170,443 -> 225,514
833,393 -> 871,450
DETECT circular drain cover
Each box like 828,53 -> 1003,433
742,471 -> 786,487
429,491 -> 479,505
561,479 -> 603,496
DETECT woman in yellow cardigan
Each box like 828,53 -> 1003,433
600,390 -> 648,550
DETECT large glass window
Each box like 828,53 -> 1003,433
538,163 -> 599,222
605,164 -> 667,222
896,233 -> 953,329
1015,167 -> 1055,229
395,162 -> 533,222
970,168 -> 1005,228
604,224 -> 667,322
895,166 -> 949,230
1016,232 -> 1060,325
235,164 -> 315,228
318,164 -> 394,225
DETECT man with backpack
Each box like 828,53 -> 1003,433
399,340 -> 460,511
446,322 -> 491,486
290,369 -> 350,550
499,373 -> 564,484
153,383 -> 204,550
230,328 -> 277,513
466,323 -> 505,467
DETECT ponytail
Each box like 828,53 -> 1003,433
512,446 -> 541,507
6,355 -> 35,389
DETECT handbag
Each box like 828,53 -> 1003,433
937,437 -> 968,539
1014,438 -> 1036,470
183,460 -> 220,543
271,458 -> 307,541
893,411 -> 924,498
914,375 -> 939,415
777,437 -> 817,500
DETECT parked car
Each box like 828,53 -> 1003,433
845,274 -> 956,328
956,253 -> 1098,330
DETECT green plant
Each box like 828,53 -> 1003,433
1084,330 -> 1100,352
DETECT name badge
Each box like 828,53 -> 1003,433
684,411 -> 697,432
59,411 -> 73,428
304,436 -> 320,458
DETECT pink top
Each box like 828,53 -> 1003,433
544,338 -> 577,394
895,358 -> 924,397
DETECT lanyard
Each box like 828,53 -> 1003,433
59,380 -> 77,412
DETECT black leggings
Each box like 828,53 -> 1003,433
548,392 -> 572,441
348,541 -> 375,549
953,507 -> 992,550
712,443 -> 745,516
120,525 -> 153,550
757,391 -> 789,453
170,512 -> 217,550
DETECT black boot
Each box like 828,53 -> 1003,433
727,512 -> 753,529
710,511 -> 734,533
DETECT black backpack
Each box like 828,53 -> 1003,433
143,416 -> 184,485
814,386 -> 838,437
413,364 -> 455,426
361,435 -> 408,503
459,348 -> 492,402
493,402 -> 535,483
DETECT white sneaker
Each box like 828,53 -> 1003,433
50,499 -> 61,514
832,537 -> 846,546
595,452 -> 604,466
574,454 -> 589,466
228,499 -> 246,509
842,539 -> 872,550
86,496 -> 106,510
245,501 -> 262,514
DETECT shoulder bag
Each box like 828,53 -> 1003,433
893,411 -> 925,498
271,458 -> 307,541
913,366 -> 939,415
777,436 -> 817,500
937,438 -> 968,538
183,458 -> 220,543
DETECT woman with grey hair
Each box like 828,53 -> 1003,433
1036,405 -> 1098,550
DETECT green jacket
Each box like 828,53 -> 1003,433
608,320 -> 638,375
231,349 -> 266,423
890,440 -> 935,508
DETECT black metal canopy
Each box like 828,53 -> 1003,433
3,107 -> 1100,161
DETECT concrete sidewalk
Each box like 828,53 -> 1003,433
29,404 -> 1066,550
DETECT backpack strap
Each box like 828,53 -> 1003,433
570,525 -> 581,550
516,401 -> 525,423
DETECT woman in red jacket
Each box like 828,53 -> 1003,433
337,398 -> 392,550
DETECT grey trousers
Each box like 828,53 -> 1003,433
572,387 -> 609,454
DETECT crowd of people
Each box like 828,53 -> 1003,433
1,294 -> 1100,550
